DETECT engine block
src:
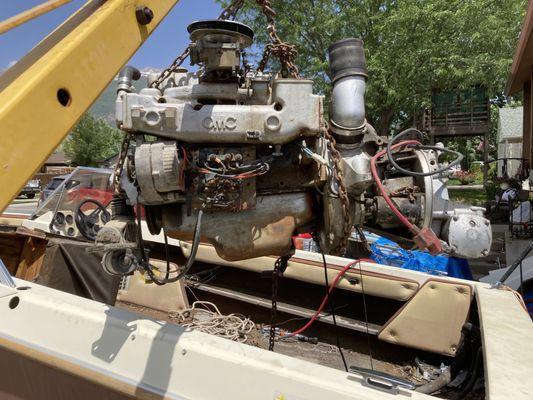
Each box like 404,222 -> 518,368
109,19 -> 492,265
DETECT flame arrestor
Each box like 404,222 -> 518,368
328,38 -> 368,145
188,19 -> 253,82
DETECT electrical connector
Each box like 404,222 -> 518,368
413,227 -> 443,255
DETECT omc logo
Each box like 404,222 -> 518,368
201,116 -> 237,131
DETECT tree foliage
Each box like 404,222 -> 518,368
63,113 -> 123,167
220,0 -> 526,135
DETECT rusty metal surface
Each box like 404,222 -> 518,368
163,193 -> 314,261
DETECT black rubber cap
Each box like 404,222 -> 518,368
119,65 -> 141,81
187,19 -> 254,40
328,38 -> 367,82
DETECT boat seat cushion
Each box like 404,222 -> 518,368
378,279 -> 473,356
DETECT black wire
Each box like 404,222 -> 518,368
450,347 -> 483,400
187,267 -> 222,285
357,258 -> 374,370
320,250 -> 348,372
519,259 -> 524,296
164,231 -> 170,280
386,128 -> 463,177
275,315 -> 309,327
136,199 -> 203,285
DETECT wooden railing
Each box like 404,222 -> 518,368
423,100 -> 490,136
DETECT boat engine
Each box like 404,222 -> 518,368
109,19 -> 491,268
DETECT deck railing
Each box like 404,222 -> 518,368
423,100 -> 490,135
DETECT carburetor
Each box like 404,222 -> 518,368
111,19 -> 492,268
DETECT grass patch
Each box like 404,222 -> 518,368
447,178 -> 461,186
447,177 -> 484,186
448,188 -> 487,206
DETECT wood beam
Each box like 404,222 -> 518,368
523,75 -> 532,166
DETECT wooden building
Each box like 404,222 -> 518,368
506,0 -> 533,170
422,86 -> 491,183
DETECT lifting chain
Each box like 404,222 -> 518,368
113,133 -> 132,194
218,0 -> 245,20
268,255 -> 289,351
355,225 -> 372,254
254,0 -> 299,78
149,0 -> 298,89
323,126 -> 352,254
218,0 -> 299,78
148,47 -> 191,89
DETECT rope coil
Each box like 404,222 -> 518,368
170,301 -> 256,343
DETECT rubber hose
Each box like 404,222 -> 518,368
415,368 -> 452,394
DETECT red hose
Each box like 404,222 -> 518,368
281,258 -> 374,338
370,140 -> 421,235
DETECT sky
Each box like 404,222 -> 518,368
0,0 -> 223,72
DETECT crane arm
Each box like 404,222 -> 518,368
0,0 -> 179,212
0,0 -> 72,35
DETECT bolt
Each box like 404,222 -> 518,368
481,249 -> 489,256
469,220 -> 477,227
181,349 -> 187,355
136,6 -> 154,25
453,216 -> 459,221
131,334 -> 136,341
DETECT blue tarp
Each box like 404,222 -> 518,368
370,237 -> 473,280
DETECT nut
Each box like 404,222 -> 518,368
136,6 -> 154,25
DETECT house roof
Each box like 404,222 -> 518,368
506,1 -> 533,95
45,150 -> 68,165
498,107 -> 523,142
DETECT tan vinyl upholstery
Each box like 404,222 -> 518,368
117,260 -> 189,312
186,243 -> 420,301
285,259 -> 419,302
378,279 -> 473,356
0,216 -> 23,226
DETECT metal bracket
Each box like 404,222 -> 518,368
348,366 -> 415,395
492,240 -> 533,288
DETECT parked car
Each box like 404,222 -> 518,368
37,175 -> 69,205
19,179 -> 40,199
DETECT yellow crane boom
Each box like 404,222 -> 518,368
0,0 -> 179,212
0,0 -> 72,35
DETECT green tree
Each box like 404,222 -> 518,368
63,113 -> 123,167
220,0 -> 526,135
